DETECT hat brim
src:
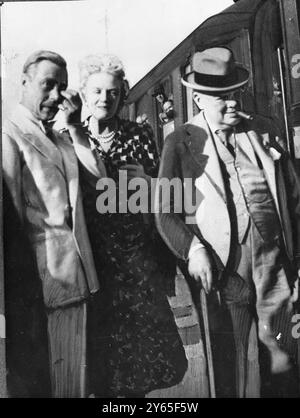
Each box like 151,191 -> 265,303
181,65 -> 249,93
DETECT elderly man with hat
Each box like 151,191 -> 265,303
155,47 -> 300,397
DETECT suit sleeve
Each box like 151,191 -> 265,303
2,133 -> 23,221
256,116 -> 300,269
155,133 -> 195,261
73,142 -> 106,179
60,130 -> 106,185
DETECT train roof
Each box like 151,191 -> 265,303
128,0 -> 267,103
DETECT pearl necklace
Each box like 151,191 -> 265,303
95,130 -> 116,143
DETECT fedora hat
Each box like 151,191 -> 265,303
181,47 -> 249,93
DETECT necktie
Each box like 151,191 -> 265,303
216,129 -> 235,156
42,121 -> 56,143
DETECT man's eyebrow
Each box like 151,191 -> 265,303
40,76 -> 53,81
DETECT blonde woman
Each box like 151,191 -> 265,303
77,54 -> 187,397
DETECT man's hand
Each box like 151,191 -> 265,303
188,248 -> 213,294
60,90 -> 82,127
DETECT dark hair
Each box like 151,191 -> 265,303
23,50 -> 67,74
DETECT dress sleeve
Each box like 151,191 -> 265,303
137,123 -> 160,177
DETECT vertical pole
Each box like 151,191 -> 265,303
277,47 -> 291,154
104,7 -> 109,53
0,1 -> 7,399
200,289 -> 216,398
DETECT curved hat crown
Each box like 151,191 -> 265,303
181,47 -> 249,93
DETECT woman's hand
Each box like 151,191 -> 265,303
59,89 -> 82,127
120,163 -> 151,183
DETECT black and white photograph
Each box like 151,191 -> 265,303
1,0 -> 300,400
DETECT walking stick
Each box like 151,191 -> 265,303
200,288 -> 216,398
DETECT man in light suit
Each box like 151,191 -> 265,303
156,47 -> 300,397
3,50 -> 105,397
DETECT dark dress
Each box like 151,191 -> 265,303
80,119 -> 187,396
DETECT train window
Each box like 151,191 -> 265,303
153,77 -> 174,144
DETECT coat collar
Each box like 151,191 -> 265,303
9,104 -> 65,174
9,104 -> 80,228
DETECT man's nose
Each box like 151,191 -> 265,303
226,99 -> 238,108
49,86 -> 60,102
99,90 -> 108,102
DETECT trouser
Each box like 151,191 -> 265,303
47,302 -> 87,398
220,221 -> 298,397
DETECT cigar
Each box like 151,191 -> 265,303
236,110 -> 253,120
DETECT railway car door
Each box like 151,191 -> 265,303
0,3 -> 7,399
279,0 -> 300,158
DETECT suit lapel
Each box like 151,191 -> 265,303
56,134 -> 79,229
184,112 -> 226,203
235,130 -> 257,165
9,104 -> 65,174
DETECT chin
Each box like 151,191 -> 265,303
40,108 -> 58,121
40,113 -> 54,122
93,111 -> 108,121
94,112 -> 114,122
226,116 -> 240,126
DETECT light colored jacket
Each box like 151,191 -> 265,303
156,111 -> 296,269
3,104 -> 101,308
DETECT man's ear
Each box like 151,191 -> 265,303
79,89 -> 86,104
21,73 -> 30,87
193,92 -> 201,108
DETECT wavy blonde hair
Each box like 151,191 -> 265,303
79,54 -> 129,106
